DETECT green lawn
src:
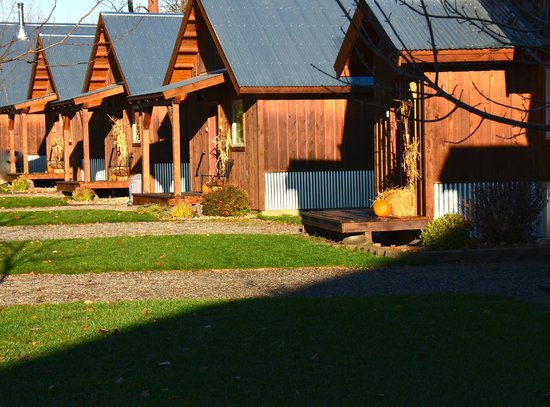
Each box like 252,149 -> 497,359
0,196 -> 68,208
0,209 -> 157,226
0,235 -> 389,274
0,295 -> 548,406
256,213 -> 303,225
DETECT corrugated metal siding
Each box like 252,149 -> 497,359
369,0 -> 542,52
434,182 -> 550,237
28,155 -> 46,173
81,159 -> 106,181
265,170 -> 375,210
201,0 -> 358,88
153,162 -> 191,193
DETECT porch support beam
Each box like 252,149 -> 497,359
171,101 -> 182,196
82,109 -> 91,182
9,116 -> 15,173
62,114 -> 73,181
142,109 -> 151,193
21,113 -> 29,174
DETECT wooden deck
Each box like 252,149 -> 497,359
301,208 -> 429,241
131,193 -> 203,206
56,180 -> 129,193
7,172 -> 65,182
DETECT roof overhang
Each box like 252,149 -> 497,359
397,48 -> 516,66
0,93 -> 58,114
334,6 -> 365,78
129,71 -> 226,104
51,83 -> 125,110
238,83 -> 373,95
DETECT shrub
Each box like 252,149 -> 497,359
169,203 -> 194,220
12,177 -> 29,192
464,182 -> 547,243
136,203 -> 168,220
72,187 -> 95,202
421,213 -> 471,250
202,185 -> 250,217
0,182 -> 11,193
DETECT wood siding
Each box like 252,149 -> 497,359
422,66 -> 550,216
260,97 -> 374,173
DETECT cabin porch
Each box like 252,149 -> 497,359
301,208 -> 429,242
131,192 -> 203,206
56,180 -> 129,194
6,172 -> 65,182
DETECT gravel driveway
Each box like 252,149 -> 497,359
0,204 -> 548,307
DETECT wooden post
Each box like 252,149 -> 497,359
21,113 -> 29,174
142,109 -> 151,193
63,114 -> 72,181
172,101 -> 182,196
8,115 -> 15,174
82,109 -> 91,182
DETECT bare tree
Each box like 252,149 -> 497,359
338,0 -> 550,135
160,0 -> 186,13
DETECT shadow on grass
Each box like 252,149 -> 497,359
0,240 -> 83,283
1,241 -> 32,283
0,289 -> 549,405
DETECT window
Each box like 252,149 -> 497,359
131,107 -> 141,145
231,99 -> 244,146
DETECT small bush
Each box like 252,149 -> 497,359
136,204 -> 168,220
72,187 -> 95,202
202,185 -> 250,217
169,203 -> 194,220
12,177 -> 29,192
0,182 -> 11,193
464,182 -> 547,243
421,213 -> 471,250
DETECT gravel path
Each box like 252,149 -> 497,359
0,219 -> 301,241
1,263 -> 548,307
0,200 -> 548,307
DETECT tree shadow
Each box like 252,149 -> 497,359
0,261 -> 548,405
0,239 -> 82,284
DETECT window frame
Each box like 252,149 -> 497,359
231,99 -> 244,148
131,106 -> 141,146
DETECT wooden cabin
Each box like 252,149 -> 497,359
130,0 -> 375,211
50,13 -> 183,194
0,23 -> 96,183
335,0 -> 550,234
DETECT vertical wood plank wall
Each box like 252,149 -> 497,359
259,97 -> 374,173
422,66 -> 550,217
0,113 -> 46,172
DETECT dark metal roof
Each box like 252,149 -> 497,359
0,23 -> 95,108
100,13 -> 183,96
200,0 -> 359,88
40,34 -> 94,100
365,0 -> 543,51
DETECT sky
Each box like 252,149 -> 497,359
1,0 -> 149,24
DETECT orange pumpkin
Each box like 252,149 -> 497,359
373,200 -> 391,218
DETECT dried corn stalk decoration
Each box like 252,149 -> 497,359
108,115 -> 128,166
